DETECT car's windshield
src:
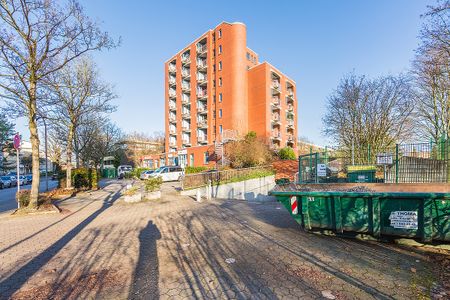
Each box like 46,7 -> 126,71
153,167 -> 163,173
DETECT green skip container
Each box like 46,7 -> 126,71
270,188 -> 450,243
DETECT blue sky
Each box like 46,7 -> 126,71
15,0 -> 429,146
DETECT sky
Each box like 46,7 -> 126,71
13,0 -> 429,146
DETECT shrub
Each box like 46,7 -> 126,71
145,177 -> 163,192
225,131 -> 274,168
185,166 -> 208,174
16,190 -> 30,207
131,167 -> 151,178
278,147 -> 297,160
72,168 -> 99,189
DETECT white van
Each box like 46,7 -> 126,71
149,166 -> 184,182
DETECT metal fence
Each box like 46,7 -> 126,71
182,166 -> 274,190
298,139 -> 449,184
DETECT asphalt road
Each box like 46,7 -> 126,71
0,178 -> 58,214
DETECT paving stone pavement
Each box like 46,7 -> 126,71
0,180 -> 447,300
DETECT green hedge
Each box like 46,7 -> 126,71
58,168 -> 98,189
185,166 -> 208,174
132,167 -> 151,178
278,147 -> 297,160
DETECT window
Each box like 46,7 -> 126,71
213,95 -> 216,103
219,77 -> 222,86
218,61 -> 222,70
219,109 -> 222,118
219,93 -> 222,102
246,52 -> 250,60
213,65 -> 216,72
219,125 -> 223,134
204,152 -> 209,164
213,80 -> 216,87
218,29 -> 222,38
218,45 -> 222,54
190,154 -> 194,166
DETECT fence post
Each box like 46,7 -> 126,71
298,156 -> 302,184
395,144 -> 399,183
309,147 -> 312,182
315,152 -> 319,183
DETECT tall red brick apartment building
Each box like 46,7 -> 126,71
165,22 -> 297,167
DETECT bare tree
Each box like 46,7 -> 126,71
47,57 -> 116,188
78,118 -> 122,168
121,131 -> 164,167
323,73 -> 415,163
412,1 -> 450,141
0,0 -> 117,205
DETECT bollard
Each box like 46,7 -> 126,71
207,180 -> 212,200
196,189 -> 202,202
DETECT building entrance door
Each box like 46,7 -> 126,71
179,154 -> 187,168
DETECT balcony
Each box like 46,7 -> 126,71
272,115 -> 281,125
196,73 -> 207,85
168,76 -> 176,86
169,140 -> 177,147
197,120 -> 208,128
181,54 -> 190,66
197,106 -> 207,114
287,119 -> 295,128
169,115 -> 177,123
169,128 -> 177,135
182,139 -> 192,146
287,88 -> 294,99
168,89 -> 176,98
271,132 -> 281,141
182,111 -> 191,119
287,135 -> 295,142
197,59 -> 207,70
181,82 -> 191,93
181,68 -> 190,78
197,89 -> 207,99
168,63 -> 176,74
198,136 -> 208,144
272,81 -> 281,94
196,43 -> 207,57
169,102 -> 176,111
287,104 -> 294,113
271,97 -> 281,110
182,126 -> 191,132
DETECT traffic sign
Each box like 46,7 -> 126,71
13,133 -> 21,150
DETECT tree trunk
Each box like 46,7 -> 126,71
66,127 -> 74,189
74,130 -> 80,168
28,90 -> 41,207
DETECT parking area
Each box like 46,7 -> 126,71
0,178 -> 58,215
0,181 -> 447,299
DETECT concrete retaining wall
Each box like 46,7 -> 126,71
180,175 -> 276,201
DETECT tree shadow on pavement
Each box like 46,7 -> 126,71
0,184 -> 124,300
128,220 -> 161,299
217,199 -> 442,299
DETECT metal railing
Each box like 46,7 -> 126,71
182,165 -> 274,190
298,139 -> 450,184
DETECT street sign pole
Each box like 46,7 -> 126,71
14,133 -> 21,209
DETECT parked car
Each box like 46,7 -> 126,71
117,165 -> 133,179
149,166 -> 184,182
8,176 -> 17,186
25,174 -> 33,184
140,170 -> 155,180
0,176 -> 12,189
18,176 -> 27,186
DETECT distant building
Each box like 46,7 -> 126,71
1,141 -> 52,174
165,21 -> 298,168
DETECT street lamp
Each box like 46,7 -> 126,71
37,112 -> 49,192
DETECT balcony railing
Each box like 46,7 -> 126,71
287,104 -> 294,112
182,68 -> 190,78
168,64 -> 176,73
197,106 -> 207,114
181,55 -> 190,65
197,90 -> 207,98
198,120 -> 207,128
197,59 -> 207,69
169,140 -> 177,147
287,135 -> 294,142
169,103 -> 176,111
196,44 -> 207,54
287,89 -> 294,98
169,129 -> 177,135
168,77 -> 176,85
181,83 -> 191,92
272,80 -> 280,90
181,96 -> 190,104
197,74 -> 207,85
272,132 -> 281,140
287,119 -> 295,127
182,125 -> 191,132
198,136 -> 208,143
182,111 -> 191,119
169,115 -> 176,123
168,89 -> 176,98
183,139 -> 191,146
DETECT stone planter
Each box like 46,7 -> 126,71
145,190 -> 161,200
124,193 -> 142,203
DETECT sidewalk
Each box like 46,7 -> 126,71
0,180 -> 447,299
